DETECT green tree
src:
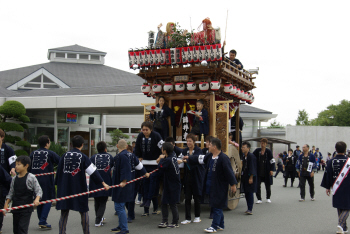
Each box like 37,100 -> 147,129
0,100 -> 30,155
107,129 -> 130,148
268,119 -> 284,129
311,100 -> 350,126
296,109 -> 310,126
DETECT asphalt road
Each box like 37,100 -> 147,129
1,171 -> 339,234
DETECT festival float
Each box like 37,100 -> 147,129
129,18 -> 257,209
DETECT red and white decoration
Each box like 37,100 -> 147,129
164,83 -> 173,93
187,81 -> 196,91
210,81 -> 220,91
141,84 -> 150,94
175,83 -> 185,92
152,84 -> 162,93
224,83 -> 233,93
199,81 -> 209,91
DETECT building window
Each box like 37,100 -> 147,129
67,53 -> 77,59
107,127 -> 117,133
118,128 -> 129,133
56,53 -> 65,58
131,128 -> 141,134
91,55 -> 100,60
19,74 -> 61,89
80,54 -> 89,59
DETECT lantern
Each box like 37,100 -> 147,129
243,91 -> 248,101
141,84 -> 150,95
239,90 -> 244,99
175,83 -> 185,92
164,83 -> 173,93
152,83 -> 162,93
235,88 -> 240,98
187,81 -> 196,91
199,81 -> 209,91
210,81 -> 220,91
230,86 -> 237,96
201,60 -> 208,66
224,83 -> 233,93
251,95 -> 255,103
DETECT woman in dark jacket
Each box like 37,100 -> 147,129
191,99 -> 209,138
150,96 -> 175,140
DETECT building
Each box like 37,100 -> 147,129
0,45 -> 277,156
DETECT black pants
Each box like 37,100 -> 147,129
94,196 -> 108,224
256,176 -> 271,200
162,204 -> 179,224
59,210 -> 89,234
284,170 -> 296,186
185,181 -> 201,220
274,165 -> 283,178
299,175 -> 314,199
13,212 -> 32,234
0,194 -> 5,230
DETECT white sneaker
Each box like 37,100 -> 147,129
311,197 -> 315,201
337,225 -> 344,234
95,222 -> 103,227
181,220 -> 191,225
193,217 -> 201,223
204,227 -> 217,233
135,201 -> 141,205
256,200 -> 262,204
101,217 -> 106,223
266,199 -> 271,203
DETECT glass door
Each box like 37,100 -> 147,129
90,128 -> 101,157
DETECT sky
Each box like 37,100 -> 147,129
0,0 -> 349,126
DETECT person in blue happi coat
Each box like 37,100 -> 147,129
134,122 -> 163,215
165,137 -> 183,157
0,129 -> 17,176
253,138 -> 275,204
156,142 -> 181,228
190,99 -> 209,138
241,141 -> 257,215
183,137 -> 237,233
56,135 -> 109,234
0,164 -> 12,233
29,135 -> 60,229
111,139 -> 149,233
124,141 -> 149,223
89,141 -> 113,227
321,141 -> 350,234
296,144 -> 317,202
181,133 -> 205,225
150,96 -> 175,140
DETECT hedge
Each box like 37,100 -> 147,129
4,135 -> 21,144
15,140 -> 31,148
18,115 -> 30,123
0,101 -> 26,118
20,123 -> 28,129
15,149 -> 28,156
0,122 -> 24,132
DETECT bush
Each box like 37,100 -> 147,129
16,140 -> 31,148
4,135 -> 21,144
0,122 -> 24,132
49,142 -> 67,157
15,149 -> 28,156
0,101 -> 26,118
20,123 -> 28,129
18,115 -> 30,123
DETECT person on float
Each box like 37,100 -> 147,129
253,138 -> 275,204
182,137 -> 237,233
296,144 -> 317,202
29,135 -> 60,229
180,133 -> 204,225
134,122 -> 163,215
241,141 -> 257,215
150,96 -> 175,140
321,141 -> 350,234
0,129 -> 17,176
190,99 -> 209,140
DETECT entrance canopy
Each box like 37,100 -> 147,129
243,137 -> 297,153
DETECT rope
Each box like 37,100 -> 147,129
34,172 -> 56,177
1,169 -> 158,213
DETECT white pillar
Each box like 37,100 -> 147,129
252,119 -> 258,148
54,109 -> 58,143
101,115 -> 106,141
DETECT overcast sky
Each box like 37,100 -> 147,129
0,0 -> 349,126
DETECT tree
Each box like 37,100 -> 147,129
296,109 -> 310,126
0,101 -> 31,155
268,119 -> 284,128
311,100 -> 350,126
107,129 -> 130,148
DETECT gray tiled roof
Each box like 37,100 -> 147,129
0,62 -> 143,93
48,44 -> 106,54
240,105 -> 272,114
